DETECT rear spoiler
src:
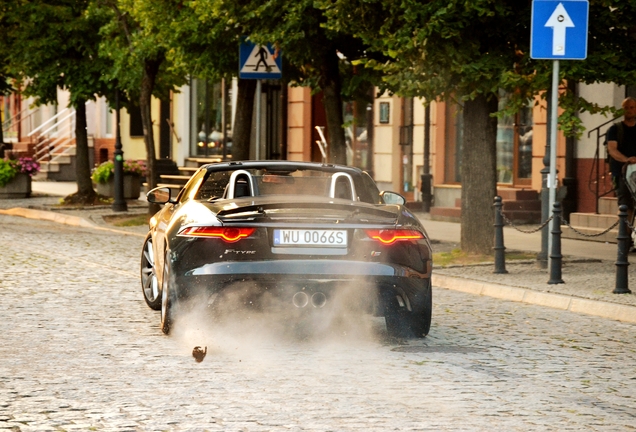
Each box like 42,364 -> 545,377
216,201 -> 398,220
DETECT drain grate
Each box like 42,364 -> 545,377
391,345 -> 486,354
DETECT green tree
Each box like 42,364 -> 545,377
5,0 -> 112,204
0,1 -> 15,150
199,0 -> 376,164
96,0 -> 187,212
321,0 -> 636,254
140,0 -> 253,160
321,0 -> 534,253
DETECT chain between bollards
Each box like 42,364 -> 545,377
548,201 -> 564,284
614,205 -> 631,294
493,196 -> 508,274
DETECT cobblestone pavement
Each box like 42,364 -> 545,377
1,214 -> 636,431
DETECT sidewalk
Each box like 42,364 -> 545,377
2,180 -> 636,325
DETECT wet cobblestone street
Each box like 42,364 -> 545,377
1,214 -> 635,431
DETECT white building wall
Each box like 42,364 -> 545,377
172,84 -> 190,167
577,82 -> 624,159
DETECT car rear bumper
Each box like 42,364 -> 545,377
186,259 -> 426,277
174,259 -> 431,315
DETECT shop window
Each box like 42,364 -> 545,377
444,102 -> 463,183
344,91 -> 373,170
497,91 -> 533,185
189,78 -> 232,158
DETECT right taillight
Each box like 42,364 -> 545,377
365,229 -> 424,245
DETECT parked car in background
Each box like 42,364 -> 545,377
140,161 -> 433,338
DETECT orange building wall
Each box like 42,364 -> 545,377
286,87 -> 312,161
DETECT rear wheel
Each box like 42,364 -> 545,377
160,252 -> 176,335
384,286 -> 432,339
141,233 -> 161,310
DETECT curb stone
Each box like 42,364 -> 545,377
432,274 -> 636,324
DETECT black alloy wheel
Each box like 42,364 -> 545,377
141,233 -> 161,310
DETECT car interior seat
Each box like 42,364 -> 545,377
234,179 -> 250,198
224,169 -> 256,199
329,172 -> 357,201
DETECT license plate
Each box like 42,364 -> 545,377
273,229 -> 347,247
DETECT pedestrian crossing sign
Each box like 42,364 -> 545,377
239,41 -> 282,79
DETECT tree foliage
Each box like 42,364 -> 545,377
95,0 -> 188,213
200,0 -> 379,164
319,0 -> 636,253
4,0 -> 114,203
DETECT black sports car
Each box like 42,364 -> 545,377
140,161 -> 432,338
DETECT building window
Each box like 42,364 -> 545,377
189,78 -> 232,158
497,91 -> 533,185
344,97 -> 372,169
128,104 -> 144,137
444,102 -> 463,183
379,102 -> 390,124
105,107 -> 113,137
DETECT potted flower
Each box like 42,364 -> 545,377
91,159 -> 146,199
0,157 -> 40,199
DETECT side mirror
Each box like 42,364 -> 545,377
380,191 -> 406,205
147,187 -> 175,204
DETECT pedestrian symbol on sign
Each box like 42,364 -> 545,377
239,41 -> 282,79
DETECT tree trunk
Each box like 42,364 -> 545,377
74,99 -> 96,200
232,79 -> 256,161
140,58 -> 161,214
460,94 -> 499,254
321,48 -> 347,165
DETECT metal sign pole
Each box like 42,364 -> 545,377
255,79 -> 261,160
547,59 -> 559,261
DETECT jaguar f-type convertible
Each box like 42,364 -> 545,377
140,161 -> 432,338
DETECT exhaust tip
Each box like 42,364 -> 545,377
292,291 -> 309,308
311,292 -> 327,308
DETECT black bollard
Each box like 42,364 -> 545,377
493,196 -> 508,274
548,202 -> 564,284
614,205 -> 631,294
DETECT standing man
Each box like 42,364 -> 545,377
607,97 -> 636,248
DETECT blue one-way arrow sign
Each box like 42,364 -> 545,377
531,0 -> 589,60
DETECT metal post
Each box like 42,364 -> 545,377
493,196 -> 508,274
112,90 -> 127,212
537,84 -> 551,270
548,201 -> 564,284
221,78 -> 227,160
547,60 -> 560,267
255,79 -> 261,160
204,79 -> 210,157
614,205 -> 631,294
421,104 -> 433,212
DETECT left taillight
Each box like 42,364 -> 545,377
365,229 -> 424,245
178,226 -> 256,243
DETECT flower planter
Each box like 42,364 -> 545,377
95,174 -> 141,199
0,173 -> 32,199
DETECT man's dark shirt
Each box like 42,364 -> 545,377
608,122 -> 636,177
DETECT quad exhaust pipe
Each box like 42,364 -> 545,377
292,291 -> 327,308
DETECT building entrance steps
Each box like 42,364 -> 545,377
429,187 -> 541,224
562,196 -> 620,243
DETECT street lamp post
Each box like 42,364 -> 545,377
112,90 -> 127,212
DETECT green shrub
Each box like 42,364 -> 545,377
0,159 -> 18,187
91,160 -> 147,184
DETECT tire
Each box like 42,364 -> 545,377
160,251 -> 176,335
410,285 -> 432,338
384,284 -> 432,339
140,233 -> 161,310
